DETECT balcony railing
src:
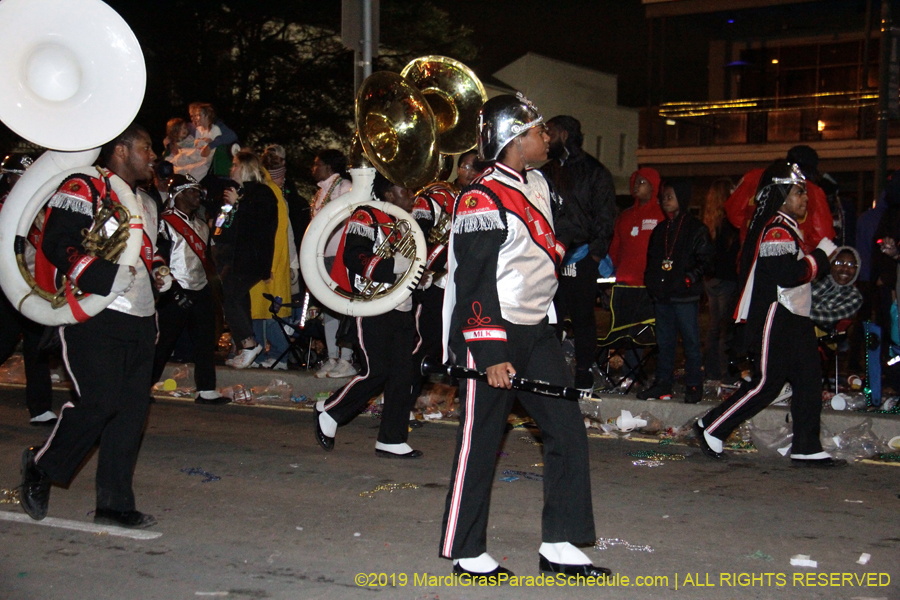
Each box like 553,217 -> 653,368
640,91 -> 900,149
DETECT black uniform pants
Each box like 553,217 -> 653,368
440,320 -> 596,559
0,293 -> 53,417
701,302 -> 824,456
412,285 -> 445,400
35,310 -> 155,511
554,255 -> 598,375
323,310 -> 416,445
151,286 -> 217,391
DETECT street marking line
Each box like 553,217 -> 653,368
0,510 -> 162,539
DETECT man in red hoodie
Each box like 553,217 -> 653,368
724,145 -> 835,254
608,168 -> 666,285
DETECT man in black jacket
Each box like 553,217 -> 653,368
639,180 -> 714,403
540,116 -> 616,391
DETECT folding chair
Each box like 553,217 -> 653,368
816,318 -> 852,394
595,285 -> 657,393
262,293 -> 325,370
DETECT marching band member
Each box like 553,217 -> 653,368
313,173 -> 422,459
19,124 -> 164,528
695,161 -> 843,467
151,174 -> 228,405
0,152 -> 56,425
439,94 -> 610,580
410,177 -> 456,405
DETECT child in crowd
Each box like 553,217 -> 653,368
164,118 -> 193,158
639,179 -> 714,403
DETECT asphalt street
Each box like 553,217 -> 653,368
0,387 -> 897,600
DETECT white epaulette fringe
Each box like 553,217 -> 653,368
48,192 -> 93,217
412,208 -> 432,221
759,240 -> 796,257
346,220 -> 376,240
452,211 -> 504,234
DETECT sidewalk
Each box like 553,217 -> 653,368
156,362 -> 900,443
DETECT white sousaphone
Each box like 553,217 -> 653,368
0,0 -> 146,325
299,56 -> 485,317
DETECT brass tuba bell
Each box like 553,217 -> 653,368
401,56 -> 487,155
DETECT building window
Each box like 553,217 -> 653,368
737,38 -> 876,99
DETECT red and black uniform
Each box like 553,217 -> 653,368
700,212 -> 831,457
320,205 -> 417,447
30,171 -> 161,513
411,182 -> 455,397
151,207 -> 217,393
439,163 -> 596,560
0,183 -> 52,420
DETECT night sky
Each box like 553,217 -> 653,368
435,0 -> 648,107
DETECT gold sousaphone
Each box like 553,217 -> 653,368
299,56 -> 486,317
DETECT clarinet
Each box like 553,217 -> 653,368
420,357 -> 596,402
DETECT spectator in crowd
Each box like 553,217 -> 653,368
249,152 -> 300,370
163,117 -> 192,159
309,149 -> 356,379
702,178 -> 741,381
0,151 -> 56,425
810,246 -> 862,332
639,179 -> 713,403
211,150 -> 278,369
607,167 -> 664,379
454,149 -> 480,189
262,144 -> 306,259
821,173 -> 856,248
609,168 -> 664,286
172,103 -> 239,183
725,145 -> 835,254
851,172 -> 900,368
541,115 -> 616,392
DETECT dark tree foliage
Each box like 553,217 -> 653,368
0,0 -> 476,191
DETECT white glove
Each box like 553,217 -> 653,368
392,254 -> 412,275
417,271 -> 433,290
816,237 -> 838,258
153,267 -> 173,293
110,265 -> 136,295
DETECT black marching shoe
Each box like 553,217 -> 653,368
791,457 -> 847,469
684,385 -> 702,404
19,447 -> 51,520
94,508 -> 157,529
693,421 -> 726,460
314,407 -> 334,451
375,448 -> 423,459
452,563 -> 514,584
539,555 -> 611,578
636,383 -> 672,400
195,394 -> 231,405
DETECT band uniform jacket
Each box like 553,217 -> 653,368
158,207 -> 210,292
36,171 -> 161,319
412,182 -> 455,288
734,212 -> 832,352
442,163 -> 565,369
331,204 -> 413,313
